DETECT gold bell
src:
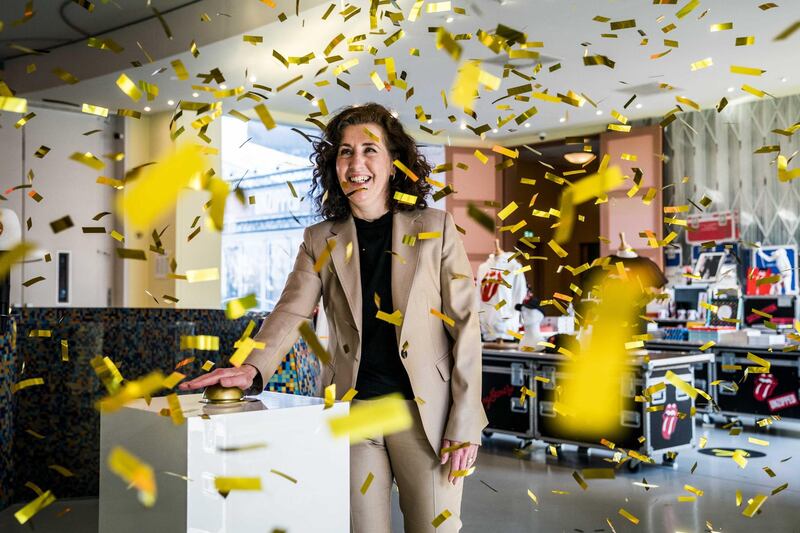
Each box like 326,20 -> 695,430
202,384 -> 245,404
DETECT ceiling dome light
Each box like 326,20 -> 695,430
564,152 -> 596,165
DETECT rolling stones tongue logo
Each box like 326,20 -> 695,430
480,270 -> 502,302
753,373 -> 778,402
661,403 -> 678,440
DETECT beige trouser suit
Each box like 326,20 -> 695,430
247,207 -> 489,532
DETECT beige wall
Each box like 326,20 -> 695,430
122,111 -> 221,309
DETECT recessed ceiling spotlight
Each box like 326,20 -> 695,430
219,84 -> 227,90
311,99 -> 319,107
390,110 -> 399,118
459,122 -> 467,130
559,117 -> 566,123
167,99 -> 175,106
524,123 -> 531,128
727,87 -> 735,92
426,119 -> 432,124
143,106 -> 151,112
446,16 -> 454,23
249,75 -> 257,83
635,103 -> 643,109
192,92 -> 199,98
781,77 -> 788,83
492,128 -> 498,133
596,110 -> 603,116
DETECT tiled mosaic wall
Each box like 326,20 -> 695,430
0,320 -> 16,510
3,307 -> 320,509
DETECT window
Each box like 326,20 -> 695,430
220,116 -> 445,311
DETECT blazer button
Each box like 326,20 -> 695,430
400,349 -> 408,359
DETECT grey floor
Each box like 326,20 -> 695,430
3,419 -> 799,532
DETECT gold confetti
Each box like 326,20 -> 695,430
108,446 -> 157,506
328,393 -> 412,442
226,293 -> 257,319
0,96 -> 28,113
710,22 -> 733,32
430,308 -> 455,327
11,377 -> 44,393
730,65 -> 765,76
299,321 -> 331,365
676,0 -> 700,19
180,335 -> 219,350
742,494 -> 768,517
215,477 -> 261,496
774,21 -> 800,41
70,152 -> 105,170
392,160 -> 419,182
431,509 -> 452,528
618,508 -> 639,525
376,309 -> 404,326
360,472 -> 374,494
736,36 -> 755,46
324,384 -> 336,409
166,393 -> 184,425
691,57 -> 713,71
185,268 -> 219,283
341,388 -> 358,402
14,490 -> 56,525
115,73 -> 142,102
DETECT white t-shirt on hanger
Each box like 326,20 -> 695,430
477,252 -> 527,340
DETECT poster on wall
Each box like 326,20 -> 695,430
748,245 -> 798,295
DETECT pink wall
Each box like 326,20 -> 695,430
600,126 -> 664,268
445,147 -> 503,277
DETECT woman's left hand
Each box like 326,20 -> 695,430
440,439 -> 479,485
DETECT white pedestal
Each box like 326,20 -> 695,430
99,391 -> 349,533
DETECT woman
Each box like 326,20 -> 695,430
181,103 -> 488,532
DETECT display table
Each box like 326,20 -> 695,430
99,391 -> 349,533
482,348 -> 712,467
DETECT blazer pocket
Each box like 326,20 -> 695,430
435,352 -> 453,382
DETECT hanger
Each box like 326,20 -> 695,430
494,237 -> 504,256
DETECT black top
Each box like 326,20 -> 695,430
353,211 -> 414,400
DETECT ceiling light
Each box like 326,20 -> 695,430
564,152 -> 596,165
311,99 -> 319,107
635,103 -> 643,109
426,119 -> 432,124
596,110 -> 603,116
143,106 -> 151,112
446,16 -> 454,23
192,92 -> 199,98
492,128 -> 498,133
524,123 -> 531,128
559,117 -> 566,123
781,77 -> 788,83
459,122 -> 467,130
390,110 -> 399,118
249,75 -> 257,83
167,100 -> 175,106
727,87 -> 734,92
219,84 -> 227,90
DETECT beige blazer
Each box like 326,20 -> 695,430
248,207 -> 488,453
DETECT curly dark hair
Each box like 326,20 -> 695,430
309,103 -> 433,221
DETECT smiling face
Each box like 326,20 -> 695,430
335,122 -> 394,221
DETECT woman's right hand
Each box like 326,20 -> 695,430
178,365 -> 258,392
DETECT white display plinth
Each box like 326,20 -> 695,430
99,391 -> 349,533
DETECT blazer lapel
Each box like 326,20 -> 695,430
391,210 -> 422,344
327,216 -> 362,333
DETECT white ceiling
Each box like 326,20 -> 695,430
7,0 -> 800,144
